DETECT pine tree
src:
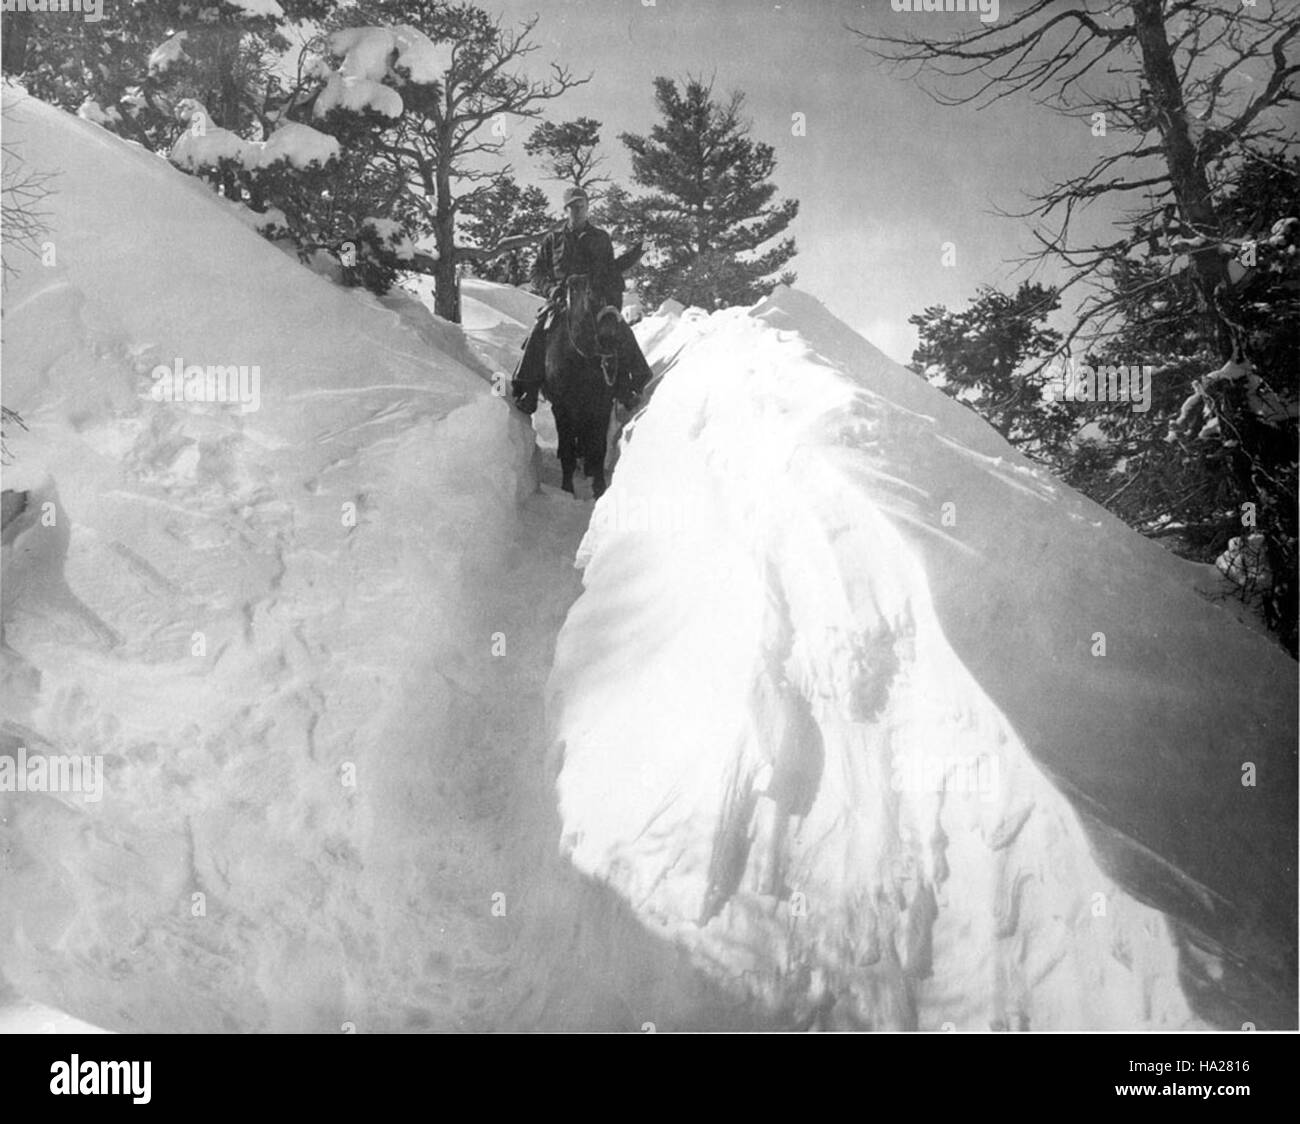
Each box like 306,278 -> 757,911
460,174 -> 551,285
6,1 -> 586,314
1079,154 -> 1299,654
908,282 -> 1073,459
861,1 -> 1299,656
345,0 -> 587,321
524,117 -> 609,198
907,159 -> 1299,655
4,1 -> 338,153
609,77 -> 797,309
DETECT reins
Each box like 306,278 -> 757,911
559,274 -> 619,386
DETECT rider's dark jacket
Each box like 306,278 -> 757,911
513,220 -> 651,414
530,220 -> 623,310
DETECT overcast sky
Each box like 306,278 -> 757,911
476,0 -> 1127,363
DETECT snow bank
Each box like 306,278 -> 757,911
0,995 -> 111,1034
549,287 -> 1297,1029
0,90 -> 540,1032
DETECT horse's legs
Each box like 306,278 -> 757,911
587,430 -> 608,498
544,303 -> 616,500
583,391 -> 611,499
552,401 -> 578,494
543,329 -> 579,495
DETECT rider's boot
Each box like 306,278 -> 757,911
511,317 -> 550,413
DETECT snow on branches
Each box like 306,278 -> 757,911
361,217 -> 415,262
315,72 -> 403,119
168,101 -> 339,172
1216,533 -> 1273,593
257,122 -> 342,170
312,25 -> 451,119
147,32 -> 189,75
168,99 -> 257,171
77,99 -> 122,127
1171,354 -> 1296,445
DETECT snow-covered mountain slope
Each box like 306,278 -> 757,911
550,291 -> 1298,1030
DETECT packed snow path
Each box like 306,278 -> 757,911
1,90 -> 1294,1031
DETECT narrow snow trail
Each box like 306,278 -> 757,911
326,476 -> 748,1032
450,285 -> 760,1030
474,487 -> 757,1031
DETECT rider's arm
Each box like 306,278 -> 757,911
529,233 -> 551,296
593,231 -> 622,309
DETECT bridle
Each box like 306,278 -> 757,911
559,273 -> 620,387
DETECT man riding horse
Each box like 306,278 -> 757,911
510,185 -> 653,417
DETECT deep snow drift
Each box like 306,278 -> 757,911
0,87 -> 530,1032
1,89 -> 1294,1033
549,296 -> 1297,1030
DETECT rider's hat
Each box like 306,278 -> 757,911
562,186 -> 589,206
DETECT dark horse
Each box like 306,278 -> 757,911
541,272 -> 623,498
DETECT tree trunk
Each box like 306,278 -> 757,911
1131,0 -> 1231,356
432,137 -> 459,323
1132,1 -> 1292,655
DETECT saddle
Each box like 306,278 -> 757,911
512,269 -> 650,412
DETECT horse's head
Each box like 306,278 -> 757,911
596,306 -> 623,351
561,273 -> 603,358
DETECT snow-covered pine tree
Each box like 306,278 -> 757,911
155,19 -> 447,296
1086,154 -> 1299,653
347,0 -> 587,321
4,1 -> 338,155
